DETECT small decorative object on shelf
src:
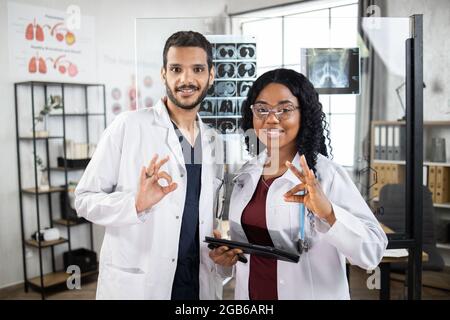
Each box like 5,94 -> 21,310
430,137 -> 447,162
34,154 -> 49,191
33,95 -> 63,137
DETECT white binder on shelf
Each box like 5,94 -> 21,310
393,125 -> 401,160
374,125 -> 381,160
387,125 -> 394,160
380,125 -> 387,160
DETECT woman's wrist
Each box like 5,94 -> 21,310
323,203 -> 336,226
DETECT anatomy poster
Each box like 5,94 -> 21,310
8,2 -> 96,82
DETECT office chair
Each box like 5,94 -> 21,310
377,183 -> 445,272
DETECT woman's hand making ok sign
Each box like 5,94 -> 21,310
283,154 -> 336,226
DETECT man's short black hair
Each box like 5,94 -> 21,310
163,31 -> 213,70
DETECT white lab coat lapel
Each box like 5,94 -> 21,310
229,152 -> 266,242
230,152 -> 303,245
199,120 -> 215,228
265,153 -> 302,252
150,99 -> 186,174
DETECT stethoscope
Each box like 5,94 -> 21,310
297,194 -> 311,254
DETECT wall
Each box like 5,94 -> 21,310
226,0 -> 305,15
381,0 -> 450,122
0,0 -> 226,289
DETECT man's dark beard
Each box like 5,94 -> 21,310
165,82 -> 210,110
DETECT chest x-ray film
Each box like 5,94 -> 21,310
301,48 -> 360,94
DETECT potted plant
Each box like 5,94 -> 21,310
33,95 -> 63,137
34,154 -> 50,191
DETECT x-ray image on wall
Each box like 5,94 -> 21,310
201,35 -> 257,134
301,48 -> 360,94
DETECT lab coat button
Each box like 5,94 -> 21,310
180,173 -> 184,178
172,258 -> 176,262
176,216 -> 179,219
201,220 -> 204,224
279,279 -> 285,285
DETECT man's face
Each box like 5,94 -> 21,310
161,46 -> 214,110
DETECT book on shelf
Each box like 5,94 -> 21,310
435,166 -> 450,204
428,166 -> 436,203
387,125 -> 394,160
373,124 -> 406,161
380,125 -> 387,160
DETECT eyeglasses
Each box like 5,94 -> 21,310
250,102 -> 300,121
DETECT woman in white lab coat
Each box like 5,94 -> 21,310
209,68 -> 388,300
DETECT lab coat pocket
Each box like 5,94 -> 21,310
273,204 -> 299,244
103,264 -> 149,300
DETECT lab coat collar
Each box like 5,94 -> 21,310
150,97 -> 214,170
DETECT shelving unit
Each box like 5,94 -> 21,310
14,81 -> 106,299
370,120 -> 450,262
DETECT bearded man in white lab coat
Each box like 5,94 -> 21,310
75,31 -> 225,300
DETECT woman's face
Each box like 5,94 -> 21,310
252,82 -> 300,151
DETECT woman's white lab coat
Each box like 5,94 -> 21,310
228,152 -> 388,300
75,99 -> 225,300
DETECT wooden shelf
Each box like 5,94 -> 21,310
373,160 -> 406,165
424,162 -> 450,167
437,243 -> 450,250
372,160 -> 450,167
49,166 -> 85,171
22,187 -> 65,194
19,136 -> 64,140
53,218 -> 87,226
372,197 -> 450,209
16,80 -> 104,87
25,237 -> 68,248
27,268 -> 98,289
49,113 -> 104,117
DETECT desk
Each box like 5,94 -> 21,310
378,224 -> 428,300
346,224 -> 428,300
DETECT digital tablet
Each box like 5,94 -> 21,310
204,236 -> 299,263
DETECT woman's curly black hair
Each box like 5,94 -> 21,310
241,68 -> 332,173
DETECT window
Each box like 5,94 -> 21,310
236,0 -> 358,167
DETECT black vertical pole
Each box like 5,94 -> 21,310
43,84 -> 56,273
15,84 -> 29,293
84,86 -> 90,153
61,84 -> 71,252
405,14 -> 423,300
31,83 -> 45,299
45,137 -> 56,273
85,85 -> 94,251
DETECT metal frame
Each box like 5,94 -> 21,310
405,14 -> 423,300
14,81 -> 106,299
383,14 -> 423,300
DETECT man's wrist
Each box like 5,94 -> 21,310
135,200 -> 148,214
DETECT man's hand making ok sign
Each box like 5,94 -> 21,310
135,154 -> 178,214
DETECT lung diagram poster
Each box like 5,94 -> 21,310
8,2 -> 96,82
